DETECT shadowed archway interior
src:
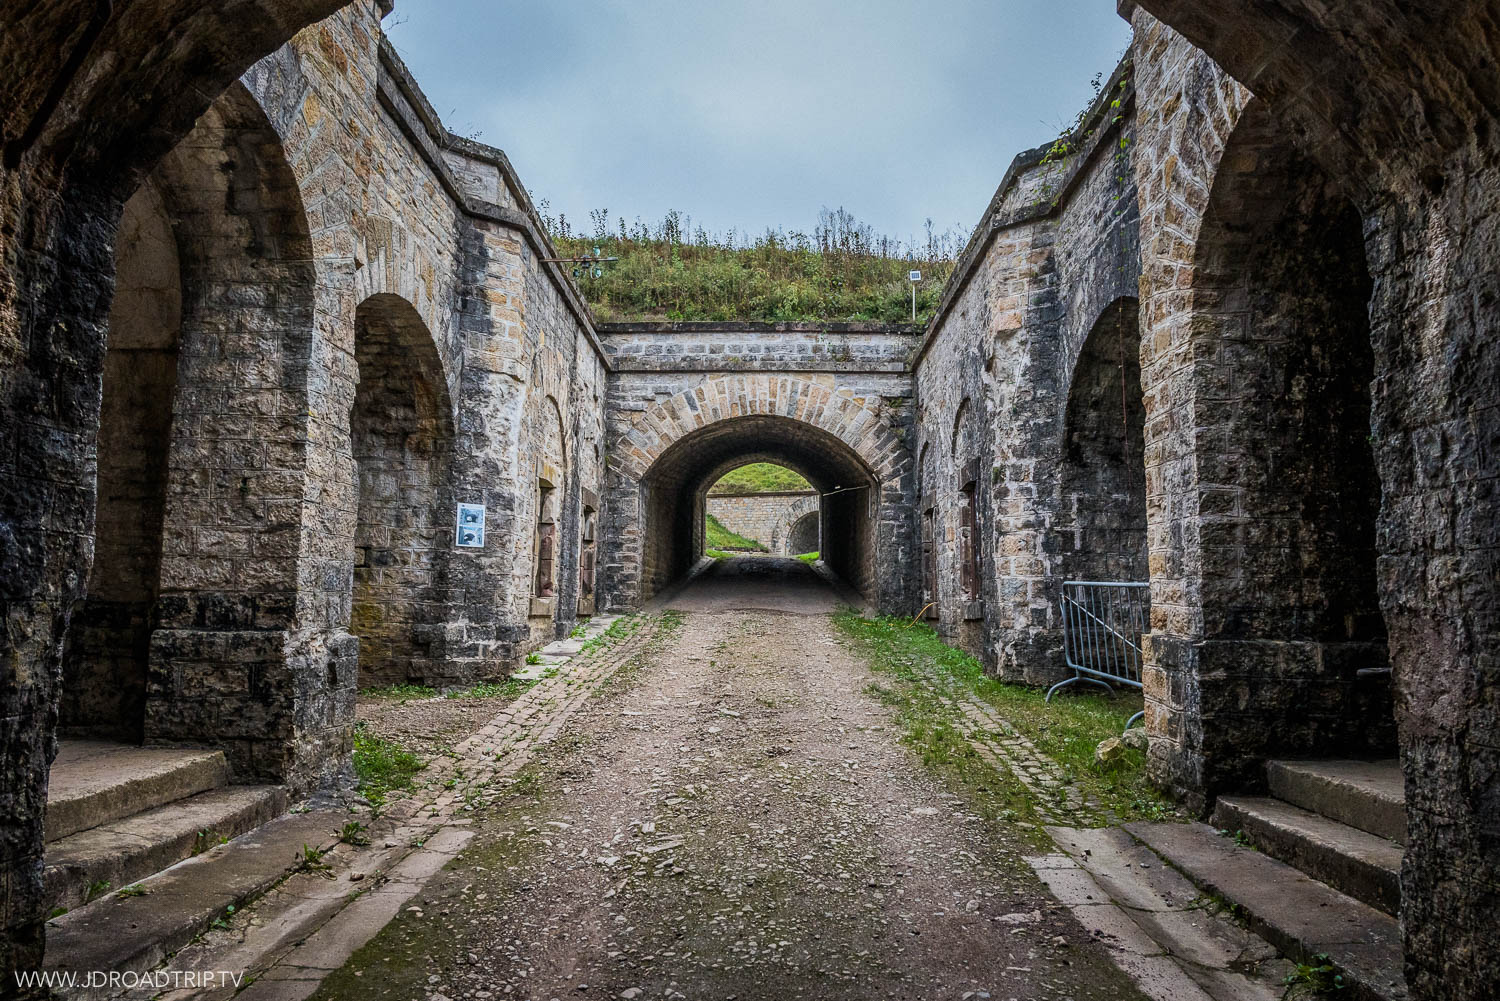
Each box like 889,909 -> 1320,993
639,416 -> 878,601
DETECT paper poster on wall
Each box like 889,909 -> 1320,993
455,502 -> 486,548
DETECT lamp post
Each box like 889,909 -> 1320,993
541,245 -> 619,280
909,270 -> 921,322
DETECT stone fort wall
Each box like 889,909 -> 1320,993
4,1 -> 1499,992
911,57 -> 1140,679
706,492 -> 820,553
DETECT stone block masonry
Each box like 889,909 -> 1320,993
2,0 -> 1498,995
705,491 -> 819,553
597,324 -> 920,614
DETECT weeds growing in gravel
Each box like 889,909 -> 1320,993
361,683 -> 437,701
835,611 -> 1172,825
353,721 -> 424,808
445,678 -> 537,701
339,820 -> 371,846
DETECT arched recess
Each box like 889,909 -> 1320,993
59,82 -> 322,758
524,391 -> 569,634
131,82 -> 330,784
350,293 -> 455,686
58,180 -> 182,741
772,493 -> 821,555
1167,99 -> 1389,798
1056,297 -> 1147,583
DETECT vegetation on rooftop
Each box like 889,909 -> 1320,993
538,206 -> 964,323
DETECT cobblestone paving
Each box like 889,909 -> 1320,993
932,689 -> 1096,826
383,617 -> 661,824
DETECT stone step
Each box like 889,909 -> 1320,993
1212,795 -> 1402,915
43,808 -> 343,997
1267,759 -> 1405,845
46,741 -> 230,842
1126,820 -> 1407,1001
43,785 -> 289,913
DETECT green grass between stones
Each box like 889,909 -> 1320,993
834,611 -> 1174,827
352,722 -> 424,808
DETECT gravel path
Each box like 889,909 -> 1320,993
358,691 -> 529,758
312,598 -> 1147,1001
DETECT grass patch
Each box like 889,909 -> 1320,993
834,611 -> 1173,825
353,721 -> 424,808
445,678 -> 537,701
705,513 -> 766,552
360,683 -> 436,701
796,551 -> 820,562
708,462 -> 812,494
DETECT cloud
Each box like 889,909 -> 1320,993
385,0 -> 1130,239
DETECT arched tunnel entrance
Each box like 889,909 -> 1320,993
600,374 -> 917,613
640,416 -> 879,600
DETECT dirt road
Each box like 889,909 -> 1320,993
312,559 -> 1145,1001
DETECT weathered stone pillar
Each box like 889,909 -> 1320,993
441,217 -> 532,676
0,171 -> 120,984
1366,169 -> 1500,1001
0,0 -> 345,978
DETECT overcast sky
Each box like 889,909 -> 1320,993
384,1 -> 1131,245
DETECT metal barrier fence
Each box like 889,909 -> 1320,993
1049,580 -> 1150,730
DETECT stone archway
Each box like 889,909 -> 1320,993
785,509 -> 821,556
601,374 -> 914,612
1142,99 -> 1389,807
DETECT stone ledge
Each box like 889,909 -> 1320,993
1126,820 -> 1408,1001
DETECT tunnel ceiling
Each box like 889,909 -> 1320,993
643,415 -> 875,499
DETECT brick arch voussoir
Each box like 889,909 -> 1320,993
352,269 -> 460,416
618,376 -> 902,484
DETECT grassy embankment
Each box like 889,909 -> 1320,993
708,463 -> 813,494
542,207 -> 963,323
705,514 -> 766,554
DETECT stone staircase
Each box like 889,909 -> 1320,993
44,741 -> 287,913
1123,759 -> 1409,1001
1212,759 -> 1404,915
